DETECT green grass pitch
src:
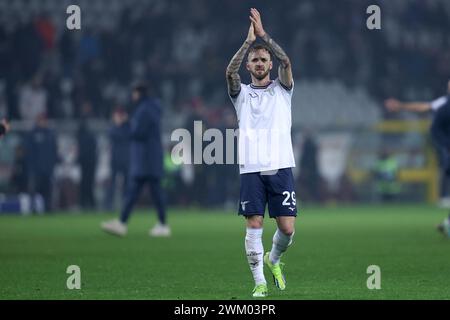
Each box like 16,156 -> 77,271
0,205 -> 449,300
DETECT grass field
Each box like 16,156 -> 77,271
0,205 -> 449,300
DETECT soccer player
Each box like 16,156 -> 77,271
226,8 -> 297,297
0,118 -> 10,138
385,80 -> 450,237
103,107 -> 130,211
27,114 -> 58,213
101,84 -> 170,237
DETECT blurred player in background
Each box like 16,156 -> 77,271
0,119 -> 10,138
226,8 -> 297,297
26,114 -> 58,212
385,80 -> 450,237
103,106 -> 130,211
77,103 -> 98,210
101,84 -> 170,237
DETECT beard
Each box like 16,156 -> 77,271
251,68 -> 270,80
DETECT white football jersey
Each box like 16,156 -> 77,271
230,78 -> 296,174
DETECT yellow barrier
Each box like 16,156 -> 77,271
374,119 -> 431,133
349,119 -> 439,203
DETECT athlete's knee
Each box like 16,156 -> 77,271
278,225 -> 295,237
276,216 -> 296,236
246,215 -> 263,229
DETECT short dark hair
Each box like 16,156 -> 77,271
248,43 -> 272,60
133,83 -> 148,97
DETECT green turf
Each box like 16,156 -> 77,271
0,205 -> 449,300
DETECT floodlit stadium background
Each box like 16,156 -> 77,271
1,0 -> 450,208
0,0 -> 450,300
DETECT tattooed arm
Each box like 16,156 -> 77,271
226,24 -> 256,97
250,8 -> 293,89
261,33 -> 293,89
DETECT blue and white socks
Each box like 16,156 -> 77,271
269,228 -> 294,265
245,228 -> 266,285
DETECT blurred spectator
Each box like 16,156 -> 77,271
298,132 -> 321,203
162,143 -> 183,206
216,108 -> 239,209
76,102 -> 98,210
13,19 -> 44,80
373,150 -> 401,202
103,106 -> 130,211
26,114 -> 58,212
183,97 -> 209,206
59,31 -> 76,78
0,0 -> 449,209
9,144 -> 29,194
19,74 -> 47,123
34,13 -> 56,52
0,0 -> 448,123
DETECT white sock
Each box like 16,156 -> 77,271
245,228 -> 266,286
269,228 -> 294,265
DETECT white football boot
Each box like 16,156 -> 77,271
149,223 -> 171,237
101,219 -> 127,237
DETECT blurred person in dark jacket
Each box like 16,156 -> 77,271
101,84 -> 169,237
10,144 -> 29,194
104,106 -> 130,211
77,102 -> 98,210
298,131 -> 321,203
26,114 -> 58,212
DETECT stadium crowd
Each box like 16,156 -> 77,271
0,0 -> 449,211
0,0 -> 449,121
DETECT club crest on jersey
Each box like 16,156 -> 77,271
268,88 -> 275,96
249,92 -> 258,98
241,201 -> 250,211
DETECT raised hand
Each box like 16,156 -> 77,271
249,8 -> 266,37
1,119 -> 10,131
0,118 -> 10,137
384,98 -> 402,112
226,22 -> 256,97
246,22 -> 256,44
